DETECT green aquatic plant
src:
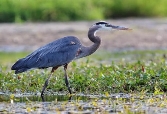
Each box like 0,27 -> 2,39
0,50 -> 167,95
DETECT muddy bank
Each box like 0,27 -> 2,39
0,18 -> 167,52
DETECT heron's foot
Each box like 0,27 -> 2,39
41,93 -> 45,102
68,93 -> 74,97
68,93 -> 74,101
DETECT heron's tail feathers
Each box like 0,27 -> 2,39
14,68 -> 29,74
11,58 -> 29,74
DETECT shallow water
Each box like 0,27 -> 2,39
0,93 -> 167,114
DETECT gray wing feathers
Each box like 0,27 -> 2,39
11,36 -> 81,73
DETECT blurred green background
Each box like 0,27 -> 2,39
0,0 -> 167,23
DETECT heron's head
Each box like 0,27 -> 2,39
92,21 -> 131,31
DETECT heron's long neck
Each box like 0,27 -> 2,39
79,28 -> 101,58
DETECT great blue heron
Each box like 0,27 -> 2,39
11,21 -> 130,101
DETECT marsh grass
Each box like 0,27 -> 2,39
0,49 -> 167,95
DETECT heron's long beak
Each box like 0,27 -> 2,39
110,25 -> 132,30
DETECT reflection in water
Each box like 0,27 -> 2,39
17,94 -> 89,102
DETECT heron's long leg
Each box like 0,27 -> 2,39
64,64 -> 72,94
41,66 -> 58,102
41,73 -> 52,101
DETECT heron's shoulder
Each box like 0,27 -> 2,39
61,36 -> 80,42
50,36 -> 81,45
